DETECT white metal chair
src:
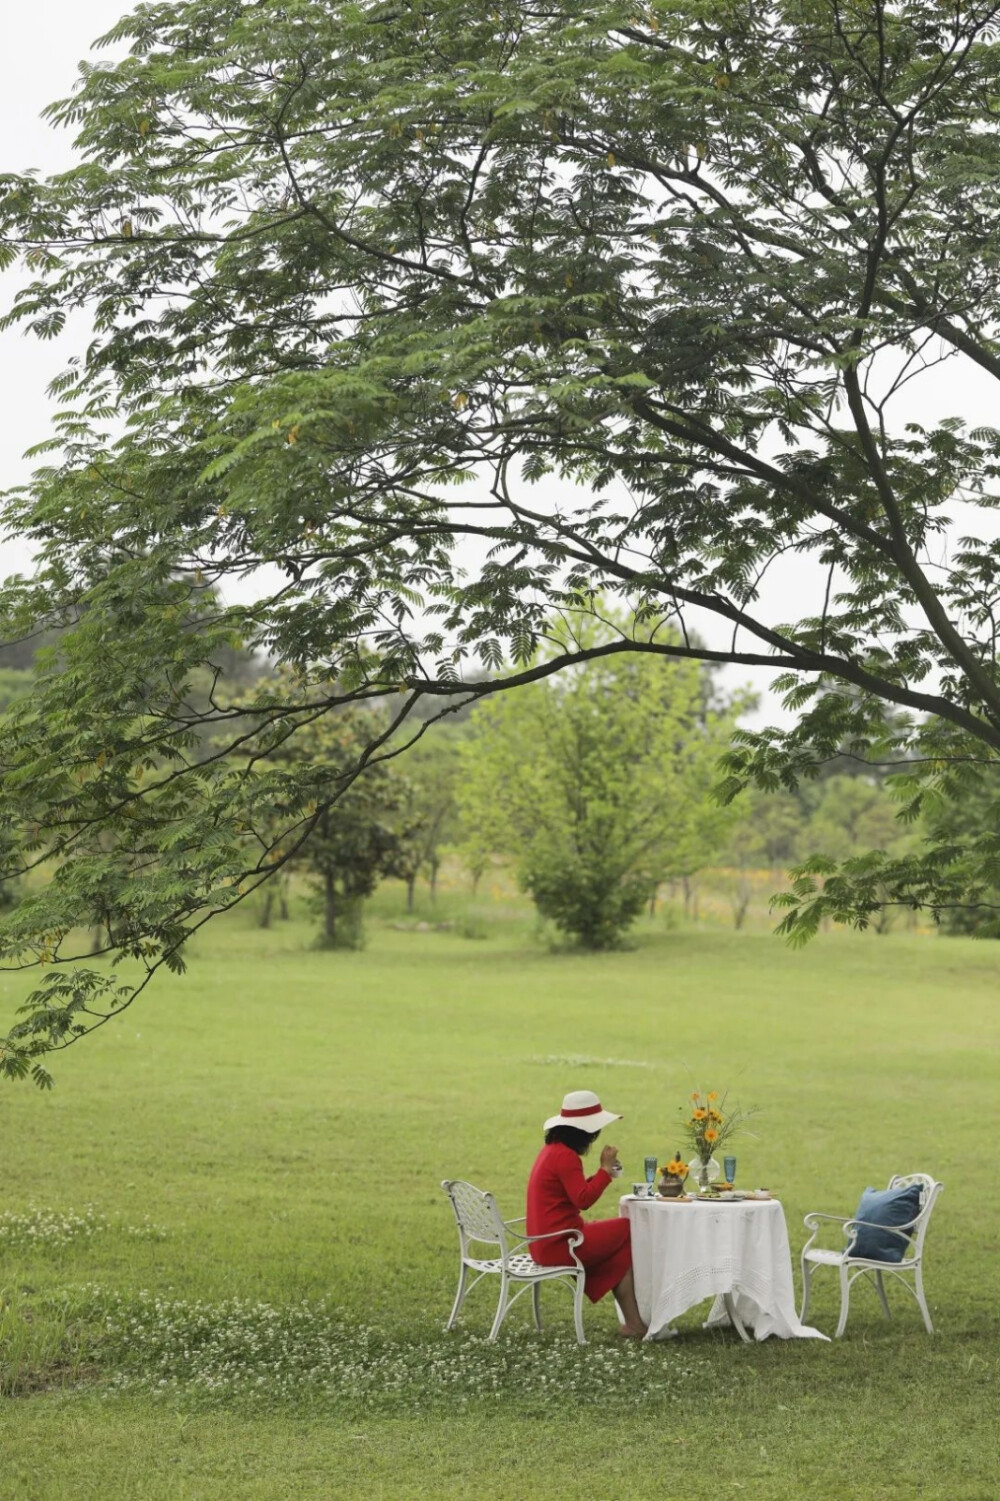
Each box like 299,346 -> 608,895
441,1179 -> 588,1343
800,1173 -> 944,1337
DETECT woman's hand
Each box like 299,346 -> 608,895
600,1144 -> 620,1175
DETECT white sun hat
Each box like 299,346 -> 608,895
543,1089 -> 622,1134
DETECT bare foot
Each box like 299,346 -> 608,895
616,1323 -> 648,1340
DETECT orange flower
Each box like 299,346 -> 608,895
704,1127 -> 719,1143
707,1091 -> 718,1101
690,1091 -> 701,1101
692,1108 -> 707,1121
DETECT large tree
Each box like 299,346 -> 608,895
4,0 -> 1000,1077
459,625 -> 741,947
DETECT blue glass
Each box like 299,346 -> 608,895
644,1156 -> 658,1184
724,1155 -> 737,1185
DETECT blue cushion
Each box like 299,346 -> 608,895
851,1183 -> 922,1262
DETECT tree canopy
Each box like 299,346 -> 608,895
4,0 -> 1000,1076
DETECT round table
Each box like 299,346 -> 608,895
620,1195 -> 828,1342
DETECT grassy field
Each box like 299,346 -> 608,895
0,886 -> 998,1499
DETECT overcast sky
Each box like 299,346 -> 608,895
2,1 -> 998,725
0,1 -> 127,570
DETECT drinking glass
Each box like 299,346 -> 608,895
644,1155 -> 658,1185
724,1155 -> 737,1185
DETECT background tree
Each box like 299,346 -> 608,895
458,622 -> 743,947
718,775 -> 914,930
393,728 -> 462,912
9,0 -> 1000,1070
253,695 -> 422,949
917,769 -> 1000,938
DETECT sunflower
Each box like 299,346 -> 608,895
707,1091 -> 718,1101
704,1127 -> 719,1144
692,1107 -> 707,1121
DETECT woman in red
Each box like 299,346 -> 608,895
526,1089 -> 647,1338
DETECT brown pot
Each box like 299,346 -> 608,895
658,1175 -> 685,1198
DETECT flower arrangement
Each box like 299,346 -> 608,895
682,1090 -> 757,1166
661,1154 -> 688,1180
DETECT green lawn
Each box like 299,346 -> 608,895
0,894 -> 998,1499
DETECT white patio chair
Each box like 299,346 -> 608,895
441,1179 -> 588,1343
800,1173 -> 944,1337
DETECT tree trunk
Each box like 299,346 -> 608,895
406,875 -> 416,913
257,889 -> 274,929
278,875 -> 290,920
429,857 -> 439,905
731,870 -> 751,930
324,870 -> 337,943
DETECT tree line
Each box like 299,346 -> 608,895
206,621 -> 970,950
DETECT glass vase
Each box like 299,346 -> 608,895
689,1155 -> 721,1193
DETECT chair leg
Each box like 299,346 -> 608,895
875,1270 -> 891,1321
573,1272 -> 587,1346
835,1264 -> 851,1338
531,1280 -> 543,1332
799,1258 -> 812,1324
446,1262 -> 469,1330
913,1265 -> 934,1335
489,1274 -> 510,1342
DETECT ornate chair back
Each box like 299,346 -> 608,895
442,1179 -> 511,1262
885,1173 -> 943,1262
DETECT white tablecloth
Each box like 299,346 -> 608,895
620,1196 -> 828,1342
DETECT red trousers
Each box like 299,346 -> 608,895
530,1217 -> 632,1303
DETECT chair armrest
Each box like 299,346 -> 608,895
846,1216 -> 918,1237
519,1227 -> 584,1245
503,1216 -> 526,1229
514,1226 -> 586,1270
801,1211 -> 850,1259
843,1216 -> 917,1256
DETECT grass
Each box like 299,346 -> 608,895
0,884 -> 998,1498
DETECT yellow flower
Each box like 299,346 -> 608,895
692,1107 -> 707,1121
690,1091 -> 701,1101
707,1091 -> 718,1101
709,1109 -> 723,1122
704,1127 -> 719,1143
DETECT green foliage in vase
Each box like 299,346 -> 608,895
457,617 -> 745,947
6,0 -> 1000,1069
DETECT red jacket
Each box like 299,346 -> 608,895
526,1142 -> 612,1244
